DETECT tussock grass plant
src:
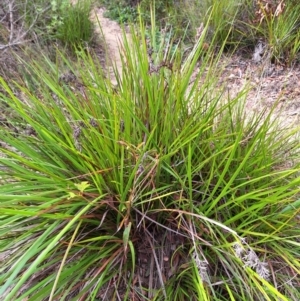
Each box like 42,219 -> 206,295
0,14 -> 300,301
252,0 -> 300,64
54,0 -> 93,48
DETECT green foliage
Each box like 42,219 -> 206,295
99,0 -> 138,23
140,0 -> 199,42
139,0 -> 174,21
0,11 -> 300,301
14,0 -> 69,40
104,5 -> 138,23
47,0 -> 69,31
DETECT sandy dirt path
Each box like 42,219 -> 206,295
90,7 -> 130,85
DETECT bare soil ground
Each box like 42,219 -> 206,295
219,53 -> 300,127
90,6 -> 130,85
